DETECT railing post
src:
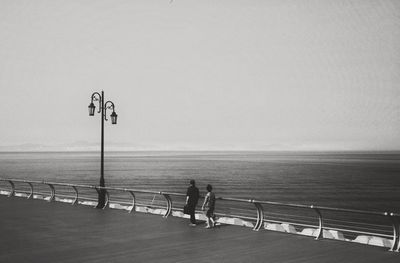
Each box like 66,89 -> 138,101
389,213 -> 400,252
129,191 -> 136,213
252,200 -> 264,231
27,182 -> 34,199
47,183 -> 55,202
104,189 -> 110,209
312,206 -> 323,240
71,186 -> 79,205
95,187 -> 102,208
7,180 -> 15,197
161,192 -> 172,218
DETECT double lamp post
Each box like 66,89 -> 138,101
88,91 -> 118,209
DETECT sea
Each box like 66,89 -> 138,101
0,151 -> 399,213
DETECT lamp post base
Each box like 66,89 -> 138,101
96,189 -> 106,209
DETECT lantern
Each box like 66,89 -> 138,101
110,111 -> 118,124
88,102 -> 96,116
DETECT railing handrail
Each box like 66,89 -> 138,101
0,178 -> 396,217
0,178 -> 187,196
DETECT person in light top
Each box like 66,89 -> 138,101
202,184 -> 216,229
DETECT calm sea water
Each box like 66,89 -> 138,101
0,151 -> 399,213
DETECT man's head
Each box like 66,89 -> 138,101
190,179 -> 195,186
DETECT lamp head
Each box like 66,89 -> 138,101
88,102 -> 96,116
110,111 -> 118,124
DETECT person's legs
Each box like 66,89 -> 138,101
204,216 -> 211,228
209,216 -> 215,227
190,210 -> 196,225
206,209 -> 214,228
208,208 -> 215,227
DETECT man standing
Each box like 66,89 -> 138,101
186,179 -> 199,226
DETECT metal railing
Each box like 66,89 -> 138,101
0,178 -> 399,252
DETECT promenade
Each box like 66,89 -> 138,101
0,196 -> 398,263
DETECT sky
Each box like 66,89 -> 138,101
0,0 -> 399,151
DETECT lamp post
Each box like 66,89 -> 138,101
88,91 -> 118,209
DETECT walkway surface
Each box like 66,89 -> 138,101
0,196 -> 399,263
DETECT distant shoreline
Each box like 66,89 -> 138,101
1,150 -> 400,154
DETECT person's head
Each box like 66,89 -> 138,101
190,179 -> 195,186
206,184 -> 212,192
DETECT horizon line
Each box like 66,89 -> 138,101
1,149 -> 400,153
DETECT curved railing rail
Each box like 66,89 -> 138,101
0,178 -> 399,252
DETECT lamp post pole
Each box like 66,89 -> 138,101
88,91 -> 118,209
100,90 -> 105,197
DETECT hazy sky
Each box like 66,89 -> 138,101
0,0 -> 399,151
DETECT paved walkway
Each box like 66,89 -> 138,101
0,196 -> 398,263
